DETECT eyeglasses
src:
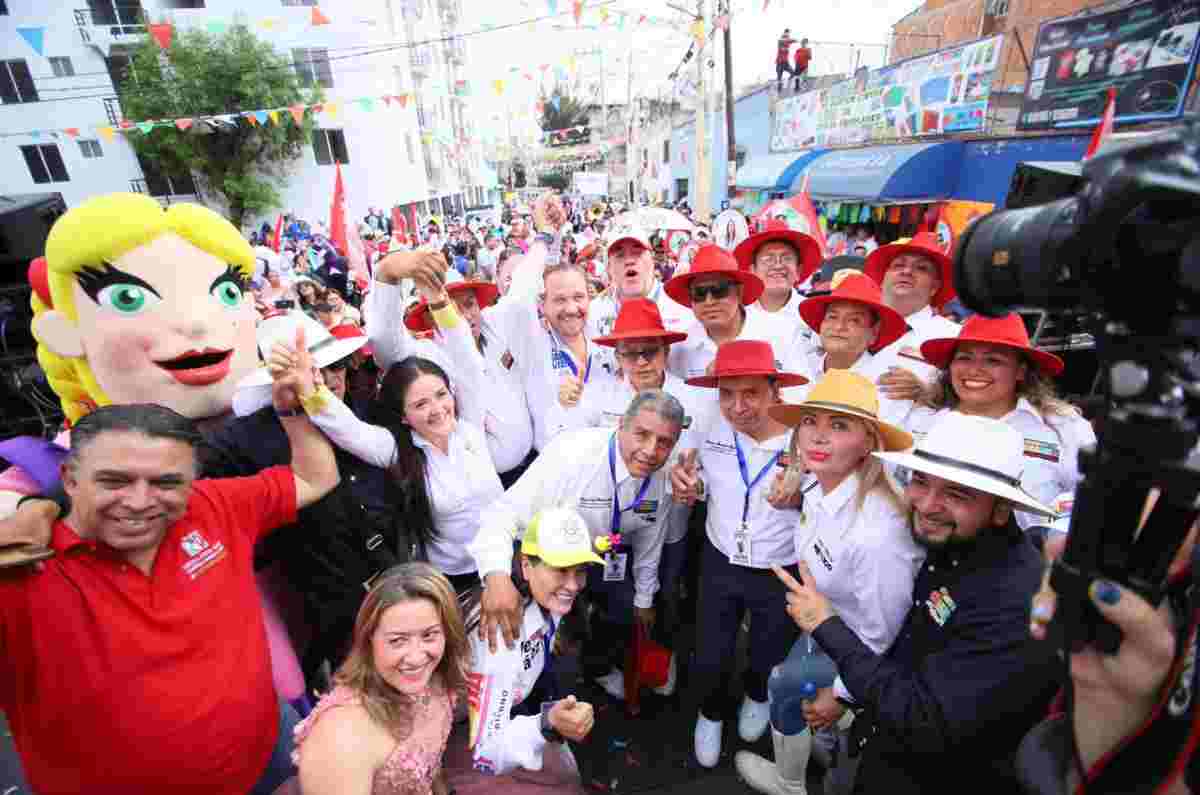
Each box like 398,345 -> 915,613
757,254 -> 798,268
616,346 -> 664,363
689,281 -> 736,303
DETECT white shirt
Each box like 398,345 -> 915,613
586,281 -> 692,376
667,310 -> 776,382
797,472 -> 924,700
302,395 -> 503,575
692,416 -> 797,568
470,428 -> 672,608
746,290 -> 817,364
468,601 -> 577,777
365,280 -> 534,472
875,305 -> 961,385
905,400 -> 1096,529
788,347 -> 917,428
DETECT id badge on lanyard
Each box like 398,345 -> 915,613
603,550 -> 629,582
731,434 -> 781,567
606,434 -> 649,581
730,523 -> 753,567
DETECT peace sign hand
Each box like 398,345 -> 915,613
773,563 -> 836,633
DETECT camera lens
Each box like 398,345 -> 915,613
953,197 -> 1084,316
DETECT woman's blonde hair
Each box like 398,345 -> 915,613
788,413 -> 905,515
33,193 -> 254,423
333,563 -> 470,739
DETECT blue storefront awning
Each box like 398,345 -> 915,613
737,149 -> 825,190
798,141 -> 965,201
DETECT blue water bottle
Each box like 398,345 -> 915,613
768,636 -> 837,735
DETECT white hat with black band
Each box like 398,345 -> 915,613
874,413 -> 1058,518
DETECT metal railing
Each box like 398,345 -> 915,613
74,7 -> 147,41
129,178 -> 197,205
103,96 -> 123,126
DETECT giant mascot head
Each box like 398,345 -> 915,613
30,193 -> 259,424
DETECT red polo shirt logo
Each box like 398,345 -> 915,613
180,530 -> 226,580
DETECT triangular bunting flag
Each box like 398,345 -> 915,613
206,21 -> 227,34
97,126 -> 115,142
573,0 -> 582,25
492,79 -> 505,96
325,101 -> 339,118
254,110 -> 269,125
30,131 -> 41,141
357,97 -> 374,111
289,104 -> 306,125
617,12 -> 626,29
311,6 -> 331,25
268,110 -> 279,125
550,96 -> 561,111
381,95 -> 392,106
599,7 -> 609,22
244,112 -> 259,126
118,119 -> 134,129
548,0 -> 557,12
398,94 -> 410,108
175,118 -> 193,131
311,103 -> 324,113
136,121 -> 155,134
16,27 -> 45,56
63,128 -> 80,138
148,23 -> 173,49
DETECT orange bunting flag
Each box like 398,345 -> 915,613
63,127 -> 80,138
97,126 -> 114,141
244,113 -> 259,126
288,104 -> 305,125
311,6 -> 331,25
325,101 -> 339,118
398,93 -> 410,108
573,0 -> 582,25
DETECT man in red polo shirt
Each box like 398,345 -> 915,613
0,339 -> 339,795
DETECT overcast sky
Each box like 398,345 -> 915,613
460,0 -> 923,137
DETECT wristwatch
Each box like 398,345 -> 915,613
539,701 -> 565,744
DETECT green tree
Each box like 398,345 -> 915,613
119,23 -> 319,229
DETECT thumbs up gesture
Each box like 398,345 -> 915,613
558,373 -> 584,408
548,695 -> 594,742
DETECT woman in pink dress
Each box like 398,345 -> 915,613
293,563 -> 470,795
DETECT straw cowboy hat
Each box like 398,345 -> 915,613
686,339 -> 808,389
863,230 -> 956,308
874,413 -> 1057,517
920,312 -> 1064,378
732,219 -> 822,281
403,281 -> 500,334
664,244 -> 765,307
239,311 -> 368,388
798,271 -> 908,351
593,298 -> 687,347
769,369 -> 913,451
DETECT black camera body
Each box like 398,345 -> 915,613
953,118 -> 1200,653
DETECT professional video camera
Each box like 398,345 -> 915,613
953,117 -> 1200,654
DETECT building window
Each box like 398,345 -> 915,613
292,48 -> 333,88
0,0 -> 8,14
405,132 -> 415,165
78,139 -> 104,158
104,54 -> 136,89
662,140 -> 669,163
135,153 -> 197,196
1,60 -> 38,104
20,144 -> 69,184
312,128 -> 349,165
49,57 -> 75,77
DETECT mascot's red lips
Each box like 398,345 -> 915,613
155,348 -> 233,386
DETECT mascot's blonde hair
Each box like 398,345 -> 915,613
33,193 -> 255,424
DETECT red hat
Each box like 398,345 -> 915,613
798,271 -> 908,352
593,298 -> 687,347
732,219 -> 822,282
403,281 -> 499,333
920,312 -> 1064,377
686,339 -> 808,389
328,322 -> 373,358
863,231 -> 956,308
664,244 -> 764,307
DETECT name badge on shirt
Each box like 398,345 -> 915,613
1024,438 -> 1061,463
634,498 -> 659,515
730,523 -> 753,567
812,537 -> 834,572
551,349 -> 573,372
603,551 -> 629,582
926,587 -> 957,627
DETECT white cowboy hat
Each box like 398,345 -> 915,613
238,311 -> 368,388
874,413 -> 1057,517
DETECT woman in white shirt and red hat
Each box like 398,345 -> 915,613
908,312 -> 1095,529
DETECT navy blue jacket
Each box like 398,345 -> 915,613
813,523 -> 1061,795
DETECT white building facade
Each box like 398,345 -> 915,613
0,0 -> 496,230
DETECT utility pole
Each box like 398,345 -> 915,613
625,32 -> 636,204
694,0 -> 710,222
721,0 -> 736,193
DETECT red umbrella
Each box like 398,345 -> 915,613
750,192 -> 827,258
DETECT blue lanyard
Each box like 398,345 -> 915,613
549,328 -> 592,383
734,433 -> 782,525
608,433 -> 652,537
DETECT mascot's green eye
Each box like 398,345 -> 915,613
212,280 -> 243,308
97,283 -> 157,315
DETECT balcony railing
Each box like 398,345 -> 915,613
130,177 -> 198,205
74,7 -> 146,44
103,96 -> 124,126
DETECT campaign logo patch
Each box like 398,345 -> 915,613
634,498 -> 659,515
1023,438 -> 1060,463
181,531 -> 209,557
925,586 -> 957,626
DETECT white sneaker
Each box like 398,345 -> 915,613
694,714 -> 723,768
652,653 -> 677,696
594,668 -> 625,700
738,695 -> 771,743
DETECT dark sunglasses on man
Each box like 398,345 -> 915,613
616,346 -> 663,364
689,280 -> 736,303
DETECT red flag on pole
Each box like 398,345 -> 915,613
391,206 -> 408,238
1084,87 -> 1117,160
272,213 -> 284,253
330,161 -> 347,256
795,177 -> 828,259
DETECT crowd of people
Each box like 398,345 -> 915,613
0,187 -> 1194,795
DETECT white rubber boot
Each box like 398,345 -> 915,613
734,726 -> 811,795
